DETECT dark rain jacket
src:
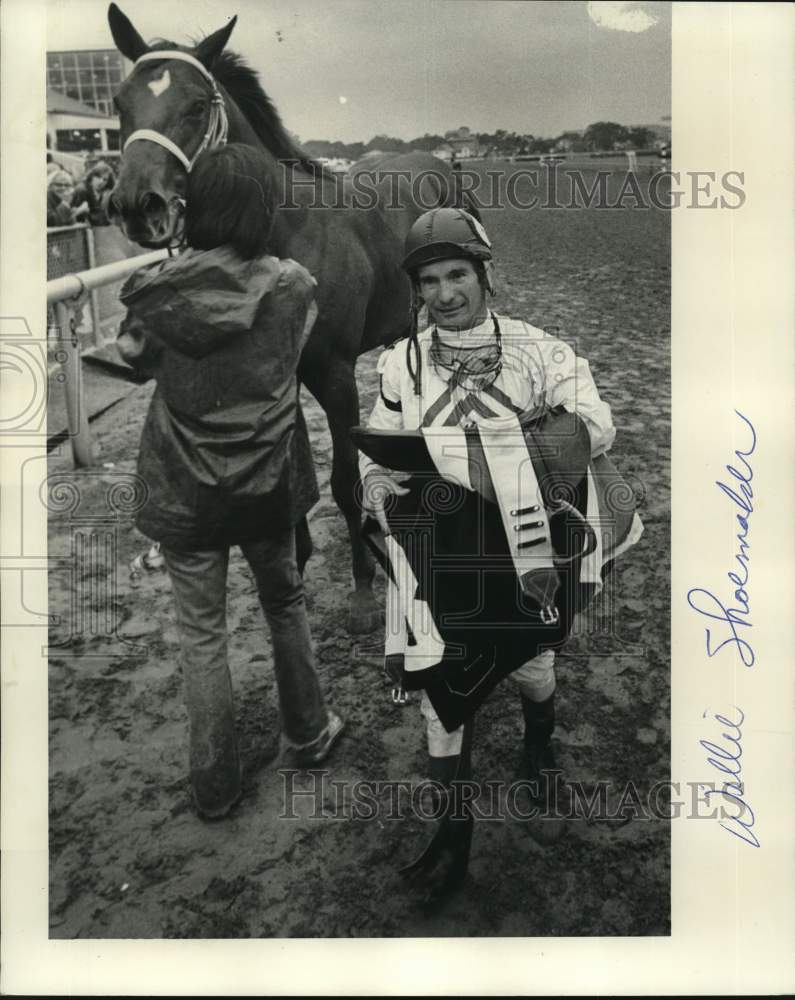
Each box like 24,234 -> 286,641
118,246 -> 319,551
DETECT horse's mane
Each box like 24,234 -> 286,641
147,40 -> 321,176
212,52 -> 320,176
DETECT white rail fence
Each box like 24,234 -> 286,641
47,249 -> 169,466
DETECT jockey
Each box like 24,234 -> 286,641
118,144 -> 343,819
359,206 -> 637,840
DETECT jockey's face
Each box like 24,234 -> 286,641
417,258 -> 488,331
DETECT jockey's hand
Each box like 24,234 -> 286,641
361,466 -> 411,535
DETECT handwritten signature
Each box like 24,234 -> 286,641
687,410 -> 756,667
699,706 -> 759,848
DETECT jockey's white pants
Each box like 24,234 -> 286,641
421,649 -> 557,758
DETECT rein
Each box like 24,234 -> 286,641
123,50 -> 229,174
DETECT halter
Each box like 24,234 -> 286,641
123,50 -> 229,173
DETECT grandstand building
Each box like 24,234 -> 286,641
46,49 -> 130,153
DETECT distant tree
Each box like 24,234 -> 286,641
626,126 -> 655,150
472,128 -> 533,157
554,130 -> 586,152
304,139 -> 365,160
364,134 -> 408,153
409,133 -> 447,152
303,140 -> 337,158
530,136 -> 554,154
583,121 -> 630,151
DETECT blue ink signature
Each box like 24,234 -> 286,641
699,706 -> 759,847
687,410 -> 756,667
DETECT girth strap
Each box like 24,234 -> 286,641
477,414 -> 560,624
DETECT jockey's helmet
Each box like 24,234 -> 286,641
401,207 -> 492,274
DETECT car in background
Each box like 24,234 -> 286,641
316,156 -> 352,174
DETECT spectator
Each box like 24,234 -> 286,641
46,152 -> 63,178
73,162 -> 116,226
47,170 -> 89,227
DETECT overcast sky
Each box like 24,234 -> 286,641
46,0 -> 671,143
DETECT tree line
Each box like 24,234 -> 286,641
300,122 -> 662,160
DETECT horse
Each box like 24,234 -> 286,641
106,3 -> 479,631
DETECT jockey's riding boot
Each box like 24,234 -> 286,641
429,753 -> 460,786
403,733 -> 475,910
420,754 -> 459,815
518,692 -> 570,844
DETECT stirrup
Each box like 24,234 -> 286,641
391,684 -> 409,706
540,604 -> 560,625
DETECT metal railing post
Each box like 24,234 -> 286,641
47,247 -> 168,469
54,299 -> 94,467
84,226 -> 103,348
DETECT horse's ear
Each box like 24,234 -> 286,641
195,16 -> 238,70
107,3 -> 149,62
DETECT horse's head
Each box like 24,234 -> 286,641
106,3 -> 237,247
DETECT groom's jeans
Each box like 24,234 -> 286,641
163,529 -> 328,813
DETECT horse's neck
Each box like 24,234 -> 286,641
224,93 -> 261,148
223,94 -> 315,254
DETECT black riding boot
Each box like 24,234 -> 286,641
429,754 -> 460,786
519,691 -> 569,843
402,725 -> 475,909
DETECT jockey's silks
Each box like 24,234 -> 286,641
359,317 -> 642,729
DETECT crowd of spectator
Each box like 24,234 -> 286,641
47,153 -> 116,228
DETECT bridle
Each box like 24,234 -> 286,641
123,50 -> 229,175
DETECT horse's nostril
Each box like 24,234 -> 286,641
139,190 -> 167,217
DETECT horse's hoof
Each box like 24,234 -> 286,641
348,592 -> 383,634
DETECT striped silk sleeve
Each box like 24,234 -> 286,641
358,345 -> 407,482
542,337 -> 616,457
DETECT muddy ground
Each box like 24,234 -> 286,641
48,165 -> 670,938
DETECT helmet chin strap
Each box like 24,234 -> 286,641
123,50 -> 229,174
483,260 -> 497,296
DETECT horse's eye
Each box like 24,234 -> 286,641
188,100 -> 206,117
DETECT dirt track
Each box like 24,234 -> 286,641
48,165 -> 671,938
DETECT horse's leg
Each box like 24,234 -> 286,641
303,358 -> 380,633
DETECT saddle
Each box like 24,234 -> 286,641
352,406 -> 637,730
